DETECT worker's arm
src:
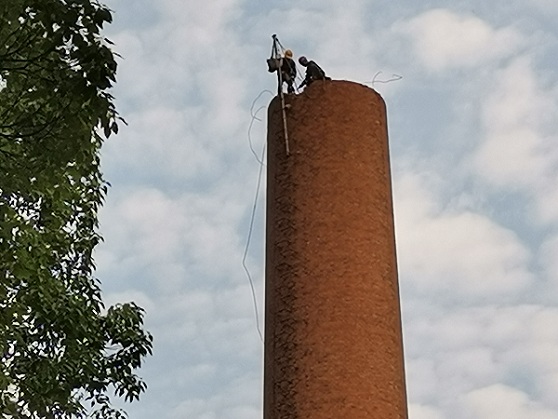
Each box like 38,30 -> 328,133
298,66 -> 309,88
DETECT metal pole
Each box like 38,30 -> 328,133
277,59 -> 290,156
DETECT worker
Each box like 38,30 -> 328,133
280,49 -> 297,94
298,56 -> 329,89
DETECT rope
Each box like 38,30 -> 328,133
248,90 -> 273,165
272,34 -> 287,56
242,138 -> 266,343
366,71 -> 403,86
242,35 -> 292,343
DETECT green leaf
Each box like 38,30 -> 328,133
0,0 -> 151,416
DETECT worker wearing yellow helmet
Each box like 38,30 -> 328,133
280,49 -> 297,94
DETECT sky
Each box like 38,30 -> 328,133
94,0 -> 558,418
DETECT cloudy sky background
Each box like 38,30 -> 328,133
93,0 -> 558,417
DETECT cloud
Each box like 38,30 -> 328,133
158,0 -> 243,40
170,375 -> 261,419
474,57 -> 557,185
394,172 -> 533,298
470,56 -> 558,225
396,9 -> 524,72
243,1 -> 394,87
539,235 -> 558,295
408,403 -> 444,419
461,384 -> 558,419
403,304 -> 558,417
96,185 -> 253,295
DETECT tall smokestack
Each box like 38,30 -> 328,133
264,80 -> 407,418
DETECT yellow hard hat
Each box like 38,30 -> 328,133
284,49 -> 293,58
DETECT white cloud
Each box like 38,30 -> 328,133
408,403 -> 444,419
397,9 -> 524,72
167,365 -> 261,419
403,304 -> 558,417
394,173 -> 533,297
461,384 -> 558,419
96,185 -> 251,294
245,2 -> 391,87
474,57 -> 558,186
158,0 -> 243,40
405,358 -> 440,402
470,56 -> 558,225
540,235 -> 558,294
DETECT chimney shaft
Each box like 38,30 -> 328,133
264,81 -> 408,418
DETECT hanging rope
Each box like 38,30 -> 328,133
365,71 -> 403,86
242,137 -> 266,344
248,89 -> 273,165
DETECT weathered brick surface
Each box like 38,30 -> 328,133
264,80 -> 408,419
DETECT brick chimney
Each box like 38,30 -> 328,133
264,80 -> 408,418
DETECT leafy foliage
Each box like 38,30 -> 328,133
0,0 -> 152,417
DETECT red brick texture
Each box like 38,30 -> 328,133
264,80 -> 408,419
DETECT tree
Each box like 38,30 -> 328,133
0,0 -> 152,417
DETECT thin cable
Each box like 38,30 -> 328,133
248,106 -> 267,166
273,34 -> 286,53
365,71 -> 403,86
250,89 -> 273,120
248,90 -> 273,165
242,139 -> 266,343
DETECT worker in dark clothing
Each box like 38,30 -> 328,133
298,56 -> 329,89
280,49 -> 297,94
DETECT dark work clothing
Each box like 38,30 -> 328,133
300,60 -> 327,88
280,57 -> 297,94
281,58 -> 297,80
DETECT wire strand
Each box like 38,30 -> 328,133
365,71 -> 403,86
248,90 -> 273,165
242,139 -> 266,343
